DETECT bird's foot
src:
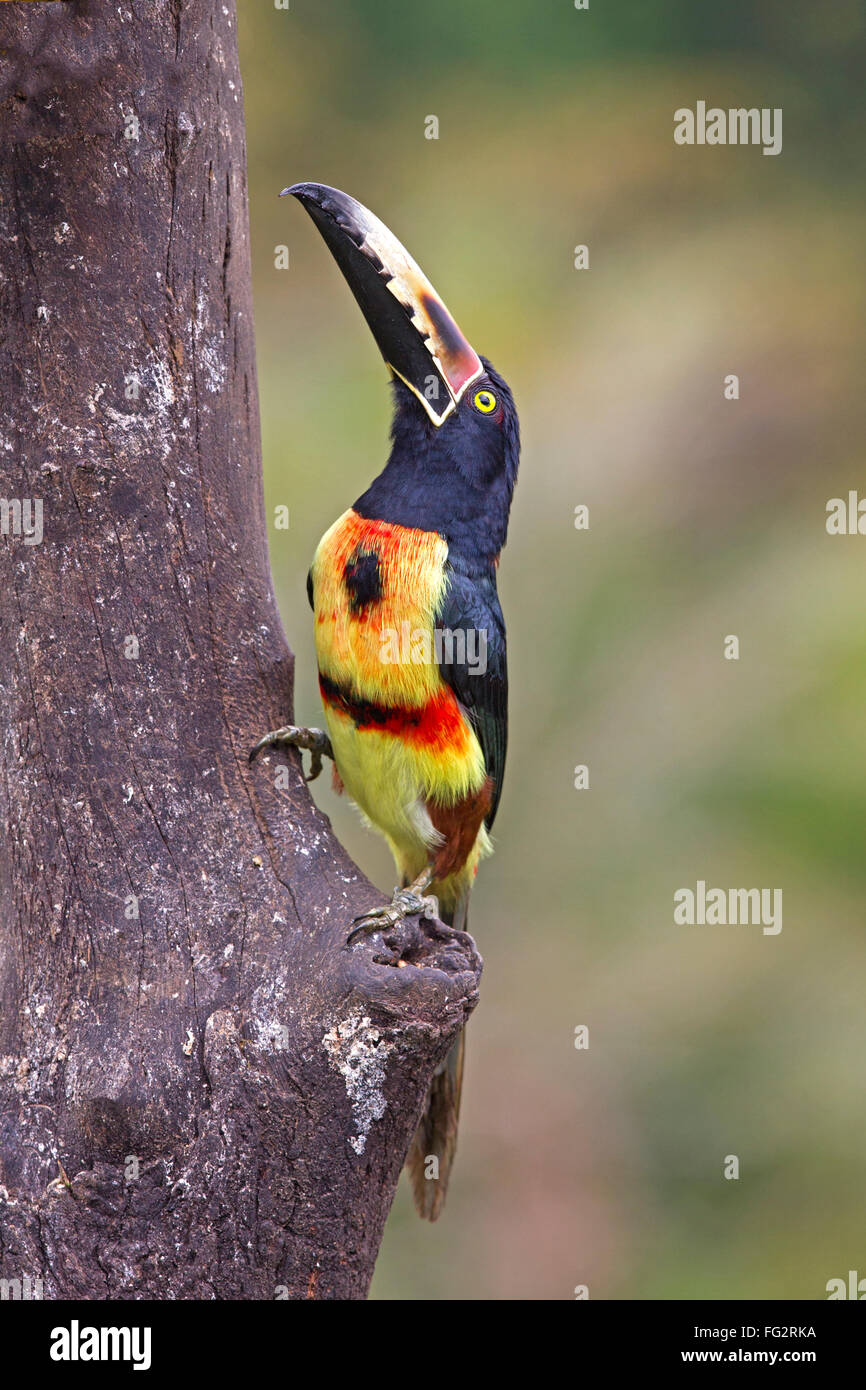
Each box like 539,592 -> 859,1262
248,724 -> 334,782
348,874 -> 438,945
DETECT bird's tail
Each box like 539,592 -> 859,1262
406,894 -> 468,1220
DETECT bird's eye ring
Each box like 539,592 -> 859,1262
473,388 -> 497,414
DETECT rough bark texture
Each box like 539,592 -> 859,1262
0,0 -> 480,1299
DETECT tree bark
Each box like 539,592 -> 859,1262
0,0 -> 480,1300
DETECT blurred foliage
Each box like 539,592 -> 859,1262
237,1 -> 866,1299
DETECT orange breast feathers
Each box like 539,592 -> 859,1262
310,509 -> 471,759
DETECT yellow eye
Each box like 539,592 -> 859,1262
473,388 -> 497,414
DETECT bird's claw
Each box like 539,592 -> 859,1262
248,724 -> 334,782
347,887 -> 440,944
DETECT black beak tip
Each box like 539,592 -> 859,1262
280,182 -> 324,204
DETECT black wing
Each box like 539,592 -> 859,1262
435,560 -> 508,830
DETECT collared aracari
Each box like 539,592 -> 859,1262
251,183 -> 520,1219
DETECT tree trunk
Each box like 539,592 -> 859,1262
0,0 -> 480,1300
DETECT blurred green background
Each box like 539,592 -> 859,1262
237,1 -> 866,1299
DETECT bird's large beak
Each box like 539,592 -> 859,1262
283,182 -> 484,426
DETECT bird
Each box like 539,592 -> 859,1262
251,183 -> 520,1219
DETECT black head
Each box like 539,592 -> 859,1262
352,356 -> 519,564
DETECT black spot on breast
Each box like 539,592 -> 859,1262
344,547 -> 383,615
